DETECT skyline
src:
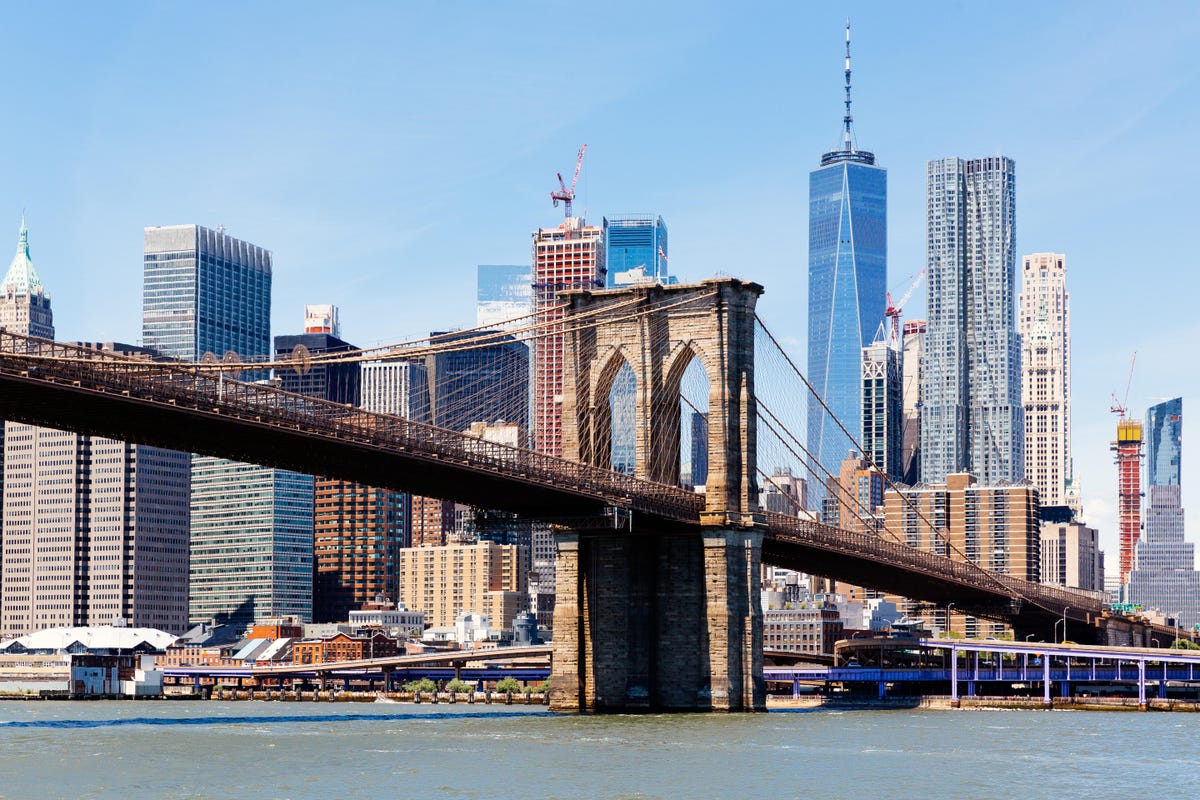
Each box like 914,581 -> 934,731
1,2 -> 1198,559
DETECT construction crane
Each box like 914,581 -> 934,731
551,144 -> 587,219
1110,351 -> 1137,418
884,269 -> 925,344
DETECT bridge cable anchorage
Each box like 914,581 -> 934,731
753,314 -> 1030,599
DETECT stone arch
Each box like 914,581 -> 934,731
579,346 -> 638,471
559,278 -> 762,518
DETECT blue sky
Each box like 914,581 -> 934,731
3,1 -> 1199,559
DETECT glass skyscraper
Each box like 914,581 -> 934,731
807,25 -> 886,491
476,265 -> 532,332
921,157 -> 1023,485
1146,397 -> 1182,488
143,225 -> 314,627
605,215 -> 669,287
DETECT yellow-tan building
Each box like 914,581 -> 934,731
397,542 -> 528,629
882,473 -> 1040,636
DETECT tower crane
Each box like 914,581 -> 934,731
1110,351 -> 1137,418
551,144 -> 588,219
884,268 -> 925,344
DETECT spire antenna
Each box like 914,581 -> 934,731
843,18 -> 853,151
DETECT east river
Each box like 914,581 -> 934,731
1,701 -> 1197,799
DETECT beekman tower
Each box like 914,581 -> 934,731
808,22 -> 887,494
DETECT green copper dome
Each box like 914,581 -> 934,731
1,216 -> 45,297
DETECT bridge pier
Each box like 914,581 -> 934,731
550,526 -> 765,713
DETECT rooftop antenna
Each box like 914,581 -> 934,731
842,18 -> 853,152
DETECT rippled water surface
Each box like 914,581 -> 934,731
1,701 -> 1197,799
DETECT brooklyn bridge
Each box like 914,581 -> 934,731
0,277 -> 1114,712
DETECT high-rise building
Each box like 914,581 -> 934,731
921,157 -> 1022,485
861,339 -> 902,480
1129,485 -> 1199,629
812,453 -> 885,603
143,225 -> 313,627
1112,417 -> 1144,586
690,411 -> 709,489
426,330 -> 528,434
605,215 -> 668,287
397,542 -> 528,629
531,216 -> 606,459
883,473 -> 1040,636
1129,398 -> 1196,628
1040,520 -> 1103,591
275,312 -> 407,624
2,227 -> 190,635
1146,397 -> 1182,487
477,265 -> 533,332
1019,253 -> 1071,508
760,468 -> 809,516
807,23 -> 887,486
900,319 -> 925,485
360,360 -> 429,421
0,218 -> 52,339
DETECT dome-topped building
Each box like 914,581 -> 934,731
0,216 -> 53,339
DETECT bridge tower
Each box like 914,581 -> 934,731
551,277 -> 766,712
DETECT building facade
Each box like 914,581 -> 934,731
921,157 -> 1023,485
531,217 -> 606,459
143,225 -> 314,627
807,142 -> 886,488
605,215 -> 668,287
275,317 -> 409,624
397,542 -> 528,629
426,330 -> 528,434
1146,397 -> 1182,488
477,265 -> 533,332
1019,253 -> 1071,508
1129,399 -> 1197,628
861,339 -> 902,480
1040,520 -> 1103,591
762,604 -> 844,656
2,226 -> 191,636
883,473 -> 1040,636
900,319 -> 925,485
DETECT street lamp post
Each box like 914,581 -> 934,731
946,603 -> 956,639
1025,634 -> 1037,642
1174,612 -> 1181,649
1057,607 -> 1070,644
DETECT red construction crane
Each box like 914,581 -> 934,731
884,269 -> 925,343
1110,351 -> 1137,418
551,144 -> 587,219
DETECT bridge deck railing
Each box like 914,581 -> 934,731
764,512 -> 1106,615
0,332 -> 705,524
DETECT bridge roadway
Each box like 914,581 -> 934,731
0,333 -> 1105,631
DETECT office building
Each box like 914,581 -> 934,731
807,23 -> 887,487
812,454 -> 885,603
1129,485 -> 1199,629
605,215 -> 669,287
921,157 -> 1022,484
900,320 -> 925,485
1040,520 -> 1103,591
1019,253 -> 1072,508
762,603 -> 844,656
2,225 -> 190,635
760,468 -> 808,516
883,473 -> 1040,636
397,542 -> 528,629
275,311 -> 406,624
361,360 -> 429,420
690,411 -> 709,489
426,330 -> 528,434
1146,397 -> 1182,487
1129,399 -> 1197,628
531,216 -> 606,458
477,265 -> 533,332
143,225 -> 313,627
861,339 -> 902,480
